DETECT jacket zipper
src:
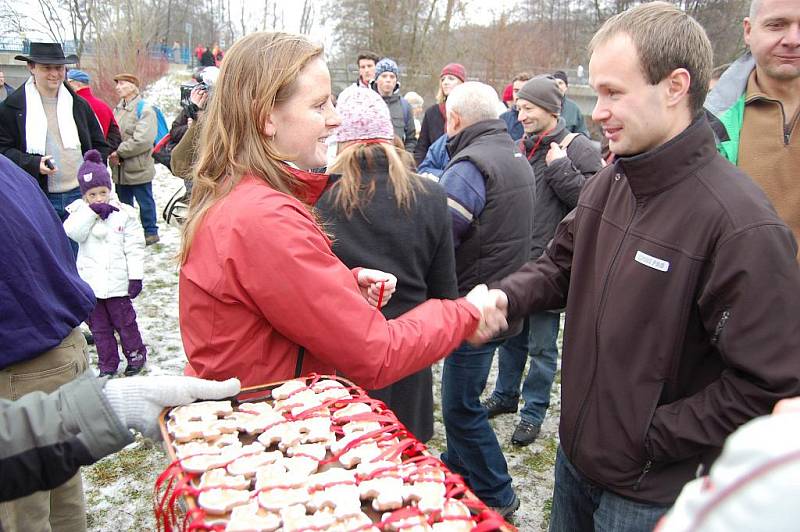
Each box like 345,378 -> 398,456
750,95 -> 797,146
633,459 -> 652,491
569,176 -> 640,460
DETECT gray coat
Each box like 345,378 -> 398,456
0,372 -> 133,502
112,94 -> 157,185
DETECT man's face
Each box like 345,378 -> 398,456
0,71 -> 5,84
67,79 -> 83,91
511,80 -> 526,105
590,33 -> 672,156
744,0 -> 800,84
517,99 -> 556,135
376,72 -> 397,96
115,80 -> 137,100
555,78 -> 568,95
358,59 -> 376,83
29,63 -> 66,94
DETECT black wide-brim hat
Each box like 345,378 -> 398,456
15,42 -> 78,65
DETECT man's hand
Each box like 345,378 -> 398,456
357,268 -> 398,308
39,156 -> 57,175
465,285 -> 509,345
109,151 -> 120,166
103,376 -> 241,439
546,142 -> 567,166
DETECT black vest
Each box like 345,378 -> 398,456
446,119 -> 536,295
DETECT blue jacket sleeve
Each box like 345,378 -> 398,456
439,160 -> 486,248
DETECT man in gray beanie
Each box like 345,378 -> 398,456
483,74 -> 603,446
370,58 -> 417,152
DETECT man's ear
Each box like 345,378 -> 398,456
743,17 -> 752,48
664,68 -> 691,109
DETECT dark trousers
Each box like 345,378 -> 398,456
86,297 -> 146,373
116,182 -> 158,236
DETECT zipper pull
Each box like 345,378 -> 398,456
633,459 -> 653,491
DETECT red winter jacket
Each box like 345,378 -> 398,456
179,169 -> 480,390
75,86 -> 116,138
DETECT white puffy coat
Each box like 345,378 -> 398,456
64,198 -> 145,299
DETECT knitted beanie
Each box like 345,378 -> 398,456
501,83 -> 514,103
333,86 -> 394,143
440,63 -> 466,83
516,75 -> 562,115
67,69 -> 90,84
374,58 -> 400,79
77,150 -> 112,194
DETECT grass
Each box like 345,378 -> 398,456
523,436 -> 559,474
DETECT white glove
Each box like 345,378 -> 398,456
104,376 -> 241,439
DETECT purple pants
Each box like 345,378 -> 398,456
86,297 -> 146,373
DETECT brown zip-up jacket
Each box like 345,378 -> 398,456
495,117 -> 800,504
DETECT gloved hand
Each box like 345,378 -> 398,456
103,376 -> 241,439
128,279 -> 143,299
90,202 -> 119,220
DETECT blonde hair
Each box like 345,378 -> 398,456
179,32 -> 324,264
327,140 -> 422,218
589,1 -> 712,117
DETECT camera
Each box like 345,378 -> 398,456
180,67 -> 219,119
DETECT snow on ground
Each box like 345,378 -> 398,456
81,71 -> 560,531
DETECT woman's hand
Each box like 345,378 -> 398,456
357,268 -> 398,308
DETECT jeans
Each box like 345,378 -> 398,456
492,311 -> 560,426
116,182 -> 158,236
441,341 -> 515,507
550,447 -> 669,532
47,187 -> 82,257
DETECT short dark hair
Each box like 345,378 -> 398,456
552,70 -> 568,85
512,72 -> 532,83
357,52 -> 379,64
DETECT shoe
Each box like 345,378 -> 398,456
145,234 -> 160,246
490,492 -> 520,519
511,420 -> 541,446
124,364 -> 144,376
482,395 -> 518,418
99,370 -> 116,378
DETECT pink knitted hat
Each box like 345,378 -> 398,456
333,86 -> 394,143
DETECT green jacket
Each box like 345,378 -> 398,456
704,52 -> 755,166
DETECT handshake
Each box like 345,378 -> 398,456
464,284 -> 509,345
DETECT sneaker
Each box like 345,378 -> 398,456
490,492 -> 520,519
511,420 -> 541,446
145,234 -> 160,246
124,364 -> 144,376
482,395 -> 518,418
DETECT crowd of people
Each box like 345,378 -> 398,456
1,0 -> 799,530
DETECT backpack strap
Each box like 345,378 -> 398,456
559,132 -> 579,150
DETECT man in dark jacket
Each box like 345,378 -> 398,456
371,58 -> 417,152
552,70 -> 590,136
487,4 -> 800,530
483,75 -> 603,447
438,81 -> 535,518
0,70 -> 13,103
0,43 -> 109,225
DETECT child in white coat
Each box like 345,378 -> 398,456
64,150 -> 147,377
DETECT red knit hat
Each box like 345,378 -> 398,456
440,63 -> 466,83
502,83 -> 514,103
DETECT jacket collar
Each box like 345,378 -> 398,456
447,118 -> 508,158
615,116 -> 717,198
704,52 -> 755,117
283,165 -> 331,205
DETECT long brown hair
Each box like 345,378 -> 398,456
179,32 -> 323,264
327,139 -> 423,219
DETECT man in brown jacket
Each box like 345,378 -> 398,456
487,3 -> 800,531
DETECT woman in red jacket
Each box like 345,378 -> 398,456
178,32 -> 505,390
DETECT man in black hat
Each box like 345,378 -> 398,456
0,43 -> 109,234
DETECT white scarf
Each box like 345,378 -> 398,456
24,77 -> 81,155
